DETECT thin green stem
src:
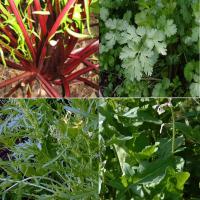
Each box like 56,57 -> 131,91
170,105 -> 175,154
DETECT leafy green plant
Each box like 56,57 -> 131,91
100,0 -> 200,97
0,99 -> 98,199
99,98 -> 200,199
0,0 -> 99,97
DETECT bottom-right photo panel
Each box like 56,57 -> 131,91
99,98 -> 200,200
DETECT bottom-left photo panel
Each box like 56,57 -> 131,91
0,99 -> 99,199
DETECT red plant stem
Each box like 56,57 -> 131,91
65,63 -> 97,82
33,0 -> 47,36
0,72 -> 35,89
68,54 -> 99,71
68,55 -> 99,72
62,77 -> 70,97
38,0 -> 76,69
78,40 -> 99,57
20,60 -> 36,72
27,5 -> 36,45
4,82 -> 22,97
64,37 -> 78,60
8,0 -> 36,61
40,46 -> 57,76
0,50 -> 35,71
47,0 -> 53,14
53,77 -> 99,91
77,77 -> 99,90
47,0 -> 76,40
84,59 -> 99,70
55,0 -> 61,16
4,75 -> 35,97
68,54 -> 80,59
0,59 -> 25,71
53,79 -> 62,85
36,73 -> 60,98
62,40 -> 99,75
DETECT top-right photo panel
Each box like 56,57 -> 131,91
100,0 -> 200,97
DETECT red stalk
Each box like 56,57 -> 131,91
4,82 -> 22,97
38,0 -> 76,69
4,75 -> 35,97
47,0 -> 53,14
84,60 -> 99,70
27,5 -> 36,45
47,0 -> 76,39
64,37 -> 78,60
55,0 -> 61,16
0,72 -> 35,89
0,59 -> 25,71
53,77 -> 99,91
8,0 -> 36,61
33,0 -> 47,36
64,65 -> 97,82
77,77 -> 99,90
36,73 -> 60,98
20,60 -> 36,72
62,40 -> 99,75
62,77 -> 71,97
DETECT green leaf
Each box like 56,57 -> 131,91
175,172 -> 190,190
137,109 -> 162,124
165,19 -> 177,37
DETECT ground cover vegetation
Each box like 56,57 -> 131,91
100,0 -> 200,97
0,99 -> 98,199
0,0 -> 99,97
99,98 -> 200,199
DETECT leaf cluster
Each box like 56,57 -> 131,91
99,98 -> 200,199
100,0 -> 200,97
0,99 -> 98,199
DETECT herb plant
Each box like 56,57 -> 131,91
100,0 -> 200,97
0,99 -> 98,199
0,0 -> 99,97
99,98 -> 200,199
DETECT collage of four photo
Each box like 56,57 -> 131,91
0,0 -> 199,199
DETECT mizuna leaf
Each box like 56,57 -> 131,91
0,3 -> 13,19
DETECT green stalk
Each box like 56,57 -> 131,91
170,105 -> 175,154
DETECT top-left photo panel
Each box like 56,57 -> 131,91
0,0 -> 99,98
